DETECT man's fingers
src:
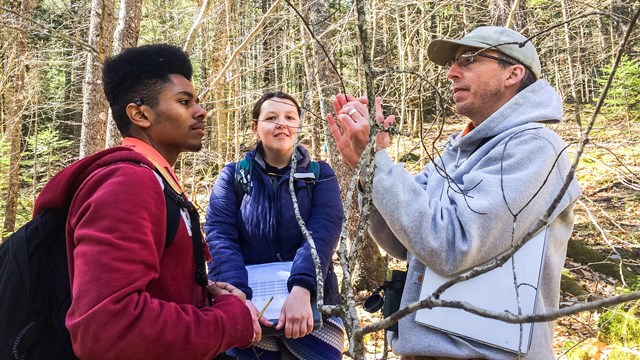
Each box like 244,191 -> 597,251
332,95 -> 343,114
339,100 -> 368,122
327,114 -> 343,139
374,97 -> 385,125
384,115 -> 396,128
352,101 -> 368,119
206,284 -> 225,297
252,317 -> 262,342
336,93 -> 349,109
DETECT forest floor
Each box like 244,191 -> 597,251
348,108 -> 640,359
554,107 -> 640,359
553,184 -> 640,359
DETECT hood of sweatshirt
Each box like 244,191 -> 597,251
34,147 -> 151,215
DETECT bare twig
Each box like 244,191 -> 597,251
356,289 -> 640,336
183,0 -> 210,53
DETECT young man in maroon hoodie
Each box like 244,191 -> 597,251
33,44 -> 257,359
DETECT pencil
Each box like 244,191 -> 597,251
257,296 -> 274,319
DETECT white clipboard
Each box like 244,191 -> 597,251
246,261 -> 322,336
246,261 -> 293,321
415,228 -> 548,353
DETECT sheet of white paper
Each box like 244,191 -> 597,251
246,261 -> 293,320
415,228 -> 548,353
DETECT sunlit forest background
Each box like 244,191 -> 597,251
1,0 -> 639,358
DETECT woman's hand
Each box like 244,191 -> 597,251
275,286 -> 313,339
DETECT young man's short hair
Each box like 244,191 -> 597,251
103,44 -> 193,137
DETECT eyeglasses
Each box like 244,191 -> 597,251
447,51 -> 517,68
257,116 -> 301,128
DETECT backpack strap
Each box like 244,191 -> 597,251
158,175 -> 182,249
140,155 -> 184,249
234,158 -> 252,205
291,161 -> 320,195
234,159 -> 321,205
160,182 -> 209,288
308,160 -> 319,194
309,161 -> 319,179
142,154 -> 184,196
141,155 -> 209,292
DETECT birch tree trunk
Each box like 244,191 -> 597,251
79,0 -> 115,157
105,0 -> 142,148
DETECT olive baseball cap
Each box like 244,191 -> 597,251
427,26 -> 541,79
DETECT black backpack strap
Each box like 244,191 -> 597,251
155,172 -> 210,302
159,175 -> 181,249
186,203 -> 209,288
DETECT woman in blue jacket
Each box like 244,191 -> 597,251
205,92 -> 345,359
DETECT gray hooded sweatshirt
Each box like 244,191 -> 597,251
367,79 -> 581,359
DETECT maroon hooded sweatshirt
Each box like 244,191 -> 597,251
34,146 -> 253,359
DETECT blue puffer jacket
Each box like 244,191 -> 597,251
204,145 -> 343,305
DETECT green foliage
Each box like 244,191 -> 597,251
597,55 -> 640,111
0,128 -> 72,233
20,126 -> 74,194
399,152 -> 420,163
607,348 -> 640,360
560,272 -> 588,296
560,341 -> 590,360
597,303 -> 640,348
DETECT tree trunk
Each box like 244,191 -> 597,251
560,0 -> 582,131
79,0 -> 115,157
2,0 -> 31,236
261,0 -> 276,89
105,0 -> 142,148
491,0 -> 527,31
300,32 -> 319,159
61,0 -> 84,143
307,0 -> 386,294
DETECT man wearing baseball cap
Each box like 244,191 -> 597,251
327,26 -> 581,359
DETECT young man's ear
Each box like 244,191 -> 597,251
126,103 -> 152,129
